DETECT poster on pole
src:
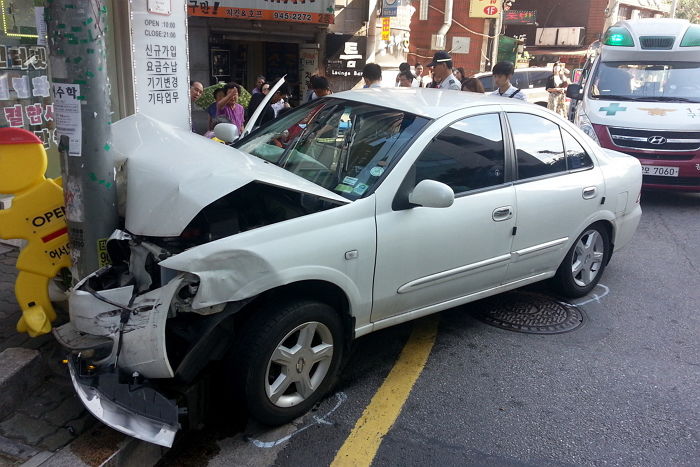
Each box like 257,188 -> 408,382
130,0 -> 191,129
52,83 -> 82,157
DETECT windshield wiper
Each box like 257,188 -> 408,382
652,96 -> 699,103
592,95 -> 650,101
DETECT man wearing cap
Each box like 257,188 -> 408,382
427,51 -> 461,90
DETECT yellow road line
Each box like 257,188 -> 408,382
331,316 -> 439,467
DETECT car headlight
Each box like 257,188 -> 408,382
575,107 -> 600,145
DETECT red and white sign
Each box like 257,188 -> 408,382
469,0 -> 501,18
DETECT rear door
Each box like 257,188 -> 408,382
504,110 -> 605,282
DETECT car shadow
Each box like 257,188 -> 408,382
641,190 -> 700,207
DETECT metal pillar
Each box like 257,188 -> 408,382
46,0 -> 118,279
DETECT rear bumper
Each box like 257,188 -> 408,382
68,361 -> 179,447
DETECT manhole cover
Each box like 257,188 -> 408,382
473,291 -> 584,334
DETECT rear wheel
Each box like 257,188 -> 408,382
233,300 -> 344,425
553,224 -> 609,298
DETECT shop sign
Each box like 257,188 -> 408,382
130,0 -> 190,130
326,35 -> 366,78
381,17 -> 391,41
379,0 -> 399,18
187,0 -> 335,25
504,10 -> 536,25
469,0 -> 501,18
0,44 -> 55,149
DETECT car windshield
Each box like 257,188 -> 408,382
234,98 -> 429,200
590,61 -> 700,102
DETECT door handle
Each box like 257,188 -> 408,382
582,186 -> 597,199
492,205 -> 513,222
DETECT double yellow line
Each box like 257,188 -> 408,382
331,316 -> 439,466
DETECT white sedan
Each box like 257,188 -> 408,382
57,88 -> 642,446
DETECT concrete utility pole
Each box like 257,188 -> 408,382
46,0 -> 118,279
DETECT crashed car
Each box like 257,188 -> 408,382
56,88 -> 642,446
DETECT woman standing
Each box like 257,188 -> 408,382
453,67 -> 466,82
461,77 -> 485,93
217,83 -> 245,132
546,63 -> 569,117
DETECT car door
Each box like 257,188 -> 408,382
504,111 -> 605,282
371,110 -> 517,323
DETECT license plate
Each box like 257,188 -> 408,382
641,165 -> 679,177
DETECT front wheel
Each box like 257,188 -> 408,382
233,300 -> 345,425
553,225 -> 610,298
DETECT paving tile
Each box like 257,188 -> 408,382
0,414 -> 57,445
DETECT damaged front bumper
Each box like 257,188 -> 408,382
68,359 -> 179,447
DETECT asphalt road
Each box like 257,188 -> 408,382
161,190 -> 699,467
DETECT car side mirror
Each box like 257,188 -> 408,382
214,123 -> 240,143
566,84 -> 583,100
408,180 -> 454,209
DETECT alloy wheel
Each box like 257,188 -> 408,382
571,229 -> 605,287
265,321 -> 334,408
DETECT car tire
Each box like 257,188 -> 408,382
233,300 -> 344,426
553,224 -> 610,298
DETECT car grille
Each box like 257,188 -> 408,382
608,127 -> 700,152
639,36 -> 675,50
643,175 -> 700,187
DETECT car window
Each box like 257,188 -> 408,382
508,113 -> 566,180
561,129 -> 594,170
413,114 -> 505,194
528,71 -> 551,88
512,71 -> 529,89
235,99 -> 428,200
479,76 -> 495,92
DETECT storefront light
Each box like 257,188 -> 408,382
1,0 -> 39,38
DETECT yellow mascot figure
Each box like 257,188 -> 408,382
0,128 -> 71,337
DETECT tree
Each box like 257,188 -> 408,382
675,0 -> 700,21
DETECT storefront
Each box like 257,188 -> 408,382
187,1 -> 334,103
0,1 -> 57,175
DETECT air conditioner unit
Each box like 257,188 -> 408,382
535,27 -> 585,46
431,34 -> 446,50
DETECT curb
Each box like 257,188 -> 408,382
22,424 -> 167,467
0,348 -> 49,416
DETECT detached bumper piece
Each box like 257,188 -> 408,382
68,361 -> 179,447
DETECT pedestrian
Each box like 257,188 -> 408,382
461,77 -> 485,93
207,87 -> 227,131
395,62 -> 411,86
251,75 -> 266,94
397,71 -> 414,88
362,63 -> 382,88
217,82 -> 245,133
426,51 -> 460,90
546,62 -> 569,117
189,81 -> 207,134
489,61 -> 527,101
312,76 -> 333,98
414,63 -> 427,87
453,67 -> 466,82
246,83 -> 288,126
189,81 -> 203,102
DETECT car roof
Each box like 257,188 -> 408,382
327,88 -> 528,119
473,67 -> 551,78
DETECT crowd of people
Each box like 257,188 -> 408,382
189,50 -> 570,137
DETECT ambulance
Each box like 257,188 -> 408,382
567,19 -> 700,191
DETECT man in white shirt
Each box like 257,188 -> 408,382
489,61 -> 527,101
426,51 -> 461,90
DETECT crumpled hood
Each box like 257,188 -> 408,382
112,114 -> 348,237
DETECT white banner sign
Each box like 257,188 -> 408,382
53,83 -> 82,157
130,0 -> 190,129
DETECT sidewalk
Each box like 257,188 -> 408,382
0,245 -> 95,464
